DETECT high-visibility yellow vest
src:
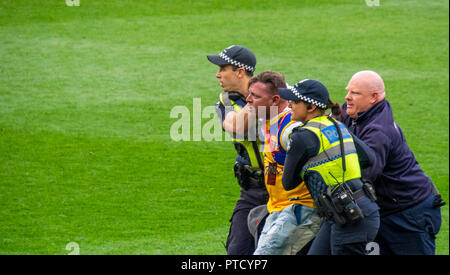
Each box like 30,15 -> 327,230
219,92 -> 263,169
300,116 -> 361,186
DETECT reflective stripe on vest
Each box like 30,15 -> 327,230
300,116 -> 361,185
220,93 -> 263,169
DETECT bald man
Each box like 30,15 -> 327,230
344,71 -> 386,119
340,70 -> 443,255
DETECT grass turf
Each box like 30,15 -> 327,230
0,0 -> 448,254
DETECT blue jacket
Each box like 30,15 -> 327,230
341,99 -> 431,216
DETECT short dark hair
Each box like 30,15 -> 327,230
248,70 -> 286,95
231,65 -> 254,77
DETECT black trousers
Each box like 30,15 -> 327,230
226,187 -> 268,255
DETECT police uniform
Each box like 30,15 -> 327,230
208,45 -> 269,255
279,80 -> 380,255
215,92 -> 269,255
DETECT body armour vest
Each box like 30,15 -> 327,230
300,116 -> 361,199
219,92 -> 263,169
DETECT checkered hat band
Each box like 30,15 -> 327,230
219,52 -> 255,72
288,86 -> 327,109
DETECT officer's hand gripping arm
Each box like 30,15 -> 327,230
222,103 -> 257,136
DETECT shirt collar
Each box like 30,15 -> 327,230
268,106 -> 291,125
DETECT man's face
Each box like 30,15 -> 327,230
246,82 -> 277,119
345,78 -> 375,119
288,100 -> 308,122
216,65 -> 240,92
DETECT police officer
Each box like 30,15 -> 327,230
280,79 -> 380,255
207,45 -> 269,255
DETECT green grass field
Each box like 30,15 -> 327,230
0,0 -> 448,255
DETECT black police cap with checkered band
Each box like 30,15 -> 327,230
207,45 -> 256,72
278,79 -> 329,109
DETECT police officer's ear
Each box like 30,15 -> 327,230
236,67 -> 246,79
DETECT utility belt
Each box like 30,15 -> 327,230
315,180 -> 377,226
233,162 -> 265,190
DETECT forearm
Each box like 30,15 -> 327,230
358,129 -> 389,183
282,152 -> 304,191
282,130 -> 318,191
352,133 -> 376,169
222,104 -> 256,135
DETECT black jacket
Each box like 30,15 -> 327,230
341,100 -> 432,216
